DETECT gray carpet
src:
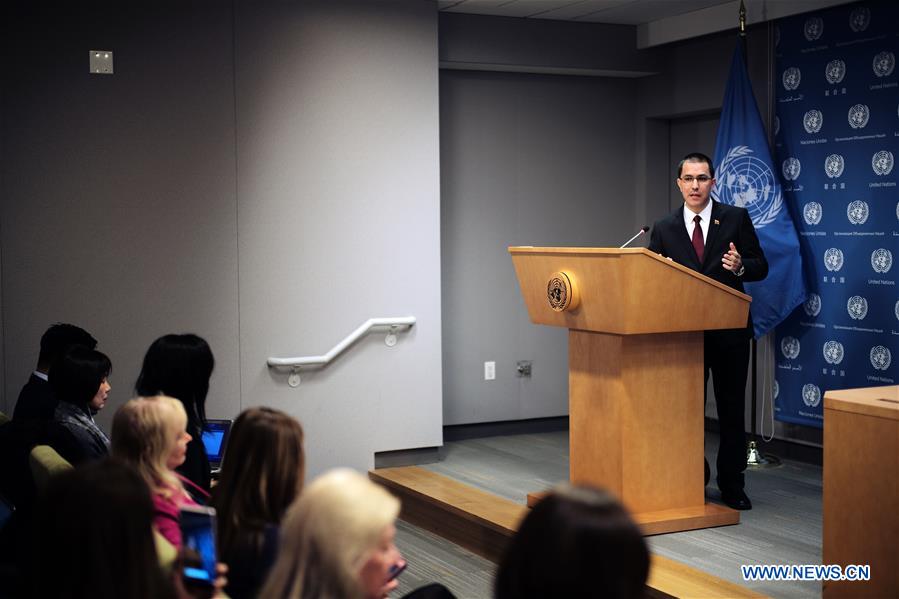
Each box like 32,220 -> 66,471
392,430 -> 823,599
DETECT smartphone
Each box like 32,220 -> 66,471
179,505 -> 218,586
386,560 -> 407,583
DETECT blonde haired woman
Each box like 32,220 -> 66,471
111,395 -> 210,547
260,468 -> 405,599
210,407 -> 305,599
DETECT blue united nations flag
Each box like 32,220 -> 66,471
712,43 -> 807,338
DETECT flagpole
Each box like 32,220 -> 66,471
738,0 -> 780,469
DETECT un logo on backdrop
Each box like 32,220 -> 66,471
774,379 -> 779,399
802,384 -> 822,408
825,59 -> 846,84
847,296 -> 868,320
783,157 -> 801,181
783,67 -> 801,90
803,110 -> 824,133
823,340 -> 845,365
824,248 -> 844,272
870,346 -> 892,371
873,51 -> 895,77
825,154 -> 845,178
804,293 -> 822,317
871,249 -> 893,273
803,202 -> 823,225
872,151 -> 894,176
804,17 -> 824,41
849,7 -> 871,32
781,336 -> 801,360
847,200 -> 869,225
847,104 -> 869,129
714,146 -> 782,228
895,300 -> 899,321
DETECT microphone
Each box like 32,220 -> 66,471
620,226 -> 650,249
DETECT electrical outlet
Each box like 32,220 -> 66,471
516,360 -> 532,377
484,361 -> 496,381
89,50 -> 114,75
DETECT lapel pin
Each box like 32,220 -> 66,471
714,219 -> 720,225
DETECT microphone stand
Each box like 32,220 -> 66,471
620,227 -> 649,249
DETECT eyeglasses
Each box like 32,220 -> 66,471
680,175 -> 712,184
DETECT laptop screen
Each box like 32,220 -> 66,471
201,419 -> 232,468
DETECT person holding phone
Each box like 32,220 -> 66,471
31,458 -> 229,599
111,395 -> 210,548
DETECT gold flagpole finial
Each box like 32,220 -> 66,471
739,0 -> 746,37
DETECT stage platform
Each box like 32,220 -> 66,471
380,430 -> 823,599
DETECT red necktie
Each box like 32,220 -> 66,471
692,215 -> 704,263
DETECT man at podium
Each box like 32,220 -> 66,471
648,152 -> 768,511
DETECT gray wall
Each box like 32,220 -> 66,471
0,0 -> 443,475
1,4 -> 242,425
440,70 -> 636,424
233,1 -> 443,470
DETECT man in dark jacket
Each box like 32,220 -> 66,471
12,323 -> 97,423
648,152 -> 768,510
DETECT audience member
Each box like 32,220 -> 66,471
136,334 -> 215,491
112,395 -> 210,548
30,459 -> 176,599
13,323 -> 97,422
47,345 -> 111,466
260,468 -> 406,599
210,407 -> 305,599
494,484 -> 649,599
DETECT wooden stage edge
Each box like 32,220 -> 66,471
371,466 -> 765,599
527,490 -> 740,535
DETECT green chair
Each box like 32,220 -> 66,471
154,530 -> 178,573
29,444 -> 73,490
0,411 -> 10,426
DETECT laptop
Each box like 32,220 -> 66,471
201,419 -> 233,475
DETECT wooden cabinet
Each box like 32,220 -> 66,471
823,385 -> 899,598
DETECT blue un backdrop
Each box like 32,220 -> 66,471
771,1 -> 898,427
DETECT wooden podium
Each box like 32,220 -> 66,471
509,247 -> 751,534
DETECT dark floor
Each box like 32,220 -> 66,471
393,430 -> 824,599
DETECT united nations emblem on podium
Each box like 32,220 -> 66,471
547,271 -> 579,312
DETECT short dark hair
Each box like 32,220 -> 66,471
49,345 -> 111,408
32,458 -> 175,599
38,323 -> 97,370
135,334 -> 214,431
677,152 -> 715,178
495,484 -> 650,599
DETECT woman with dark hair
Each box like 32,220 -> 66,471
31,459 -> 175,599
136,334 -> 215,491
494,484 -> 650,599
210,407 -> 305,599
48,345 -> 112,465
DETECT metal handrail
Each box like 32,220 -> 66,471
267,316 -> 416,369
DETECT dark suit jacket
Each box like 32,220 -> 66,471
12,374 -> 57,422
648,201 -> 768,338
